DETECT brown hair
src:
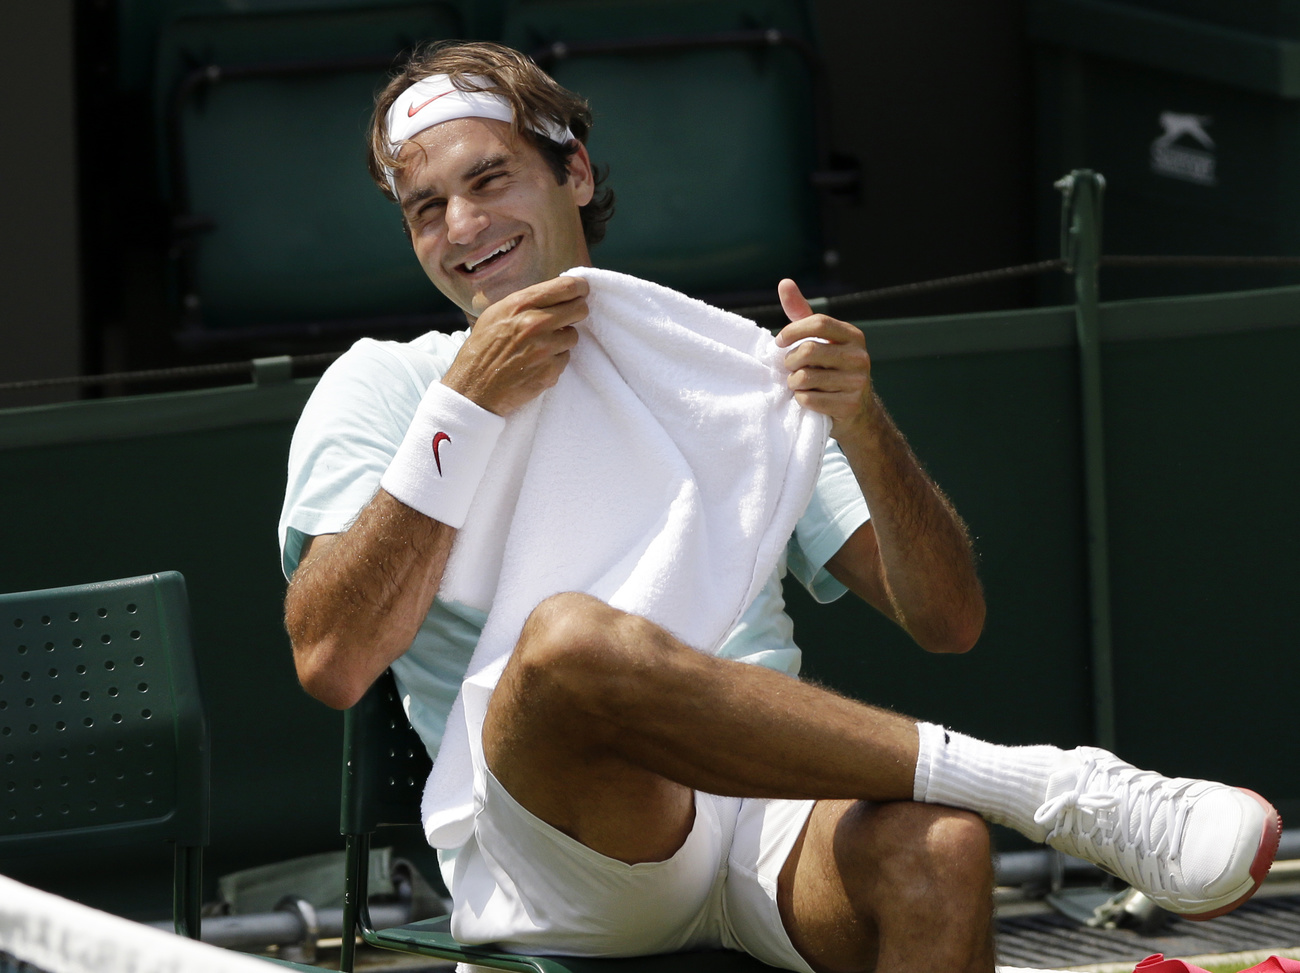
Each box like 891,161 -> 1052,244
368,40 -> 615,246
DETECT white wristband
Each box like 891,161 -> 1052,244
380,382 -> 505,528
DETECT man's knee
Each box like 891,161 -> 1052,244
506,592 -> 661,716
518,592 -> 609,655
842,801 -> 993,907
516,592 -> 623,670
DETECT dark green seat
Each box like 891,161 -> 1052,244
154,3 -> 463,338
501,0 -> 839,301
339,671 -> 789,973
121,0 -> 460,93
0,572 -> 209,938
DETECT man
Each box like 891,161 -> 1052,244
280,40 -> 1279,973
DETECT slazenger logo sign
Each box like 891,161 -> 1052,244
1150,112 -> 1217,186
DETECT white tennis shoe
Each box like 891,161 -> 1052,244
1034,747 -> 1281,920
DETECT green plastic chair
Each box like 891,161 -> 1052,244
0,571 -> 210,939
501,0 -> 854,302
339,670 -> 788,973
154,3 -> 463,339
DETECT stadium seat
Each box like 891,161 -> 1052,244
121,0 -> 471,91
154,3 -> 463,338
338,670 -> 791,973
500,0 -> 846,302
0,572 -> 210,939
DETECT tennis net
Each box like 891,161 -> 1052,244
0,874 -> 279,973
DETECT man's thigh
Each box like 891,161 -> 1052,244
775,800 -> 882,972
449,769 -> 732,956
481,592 -> 697,865
775,799 -> 997,973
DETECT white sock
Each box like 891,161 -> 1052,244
913,722 -> 1065,841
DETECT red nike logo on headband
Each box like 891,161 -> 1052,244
432,431 -> 451,475
408,89 -> 454,118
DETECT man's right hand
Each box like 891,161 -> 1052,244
441,275 -> 589,416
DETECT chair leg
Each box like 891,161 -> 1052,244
340,832 -> 371,973
173,843 -> 204,939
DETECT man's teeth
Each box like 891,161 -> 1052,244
465,239 -> 517,272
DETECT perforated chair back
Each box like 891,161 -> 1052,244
341,669 -> 430,836
0,572 -> 209,936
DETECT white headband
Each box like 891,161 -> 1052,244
383,74 -> 576,195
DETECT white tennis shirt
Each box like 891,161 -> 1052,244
278,329 -> 871,760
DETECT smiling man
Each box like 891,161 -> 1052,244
395,98 -> 594,317
278,41 -> 1280,973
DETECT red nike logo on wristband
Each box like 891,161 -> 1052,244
408,89 -> 454,117
432,431 -> 451,476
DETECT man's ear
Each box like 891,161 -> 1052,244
567,141 -> 596,207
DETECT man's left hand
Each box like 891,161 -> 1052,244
774,278 -> 874,435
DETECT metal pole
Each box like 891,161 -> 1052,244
173,843 -> 203,940
148,901 -> 414,951
339,832 -> 368,973
1057,169 -> 1116,752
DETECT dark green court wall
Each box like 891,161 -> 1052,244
1104,326 -> 1300,786
792,344 -> 1094,753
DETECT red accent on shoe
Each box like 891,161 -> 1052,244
1182,789 -> 1281,921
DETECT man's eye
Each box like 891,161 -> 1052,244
413,201 -> 444,224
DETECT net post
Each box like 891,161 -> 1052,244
1057,169 -> 1117,753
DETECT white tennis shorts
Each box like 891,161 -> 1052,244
441,769 -> 817,972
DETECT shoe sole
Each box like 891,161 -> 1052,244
1181,789 -> 1282,921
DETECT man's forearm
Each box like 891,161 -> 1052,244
284,489 -> 456,709
836,394 -> 985,652
281,279 -> 594,709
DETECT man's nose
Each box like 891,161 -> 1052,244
445,196 -> 488,246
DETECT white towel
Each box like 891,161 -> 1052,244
423,267 -> 830,850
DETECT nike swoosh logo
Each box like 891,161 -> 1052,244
432,431 -> 451,476
408,89 -> 454,118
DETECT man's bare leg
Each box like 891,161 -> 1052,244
779,800 -> 996,973
483,590 -> 1279,946
483,592 -> 924,860
482,592 -> 997,972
